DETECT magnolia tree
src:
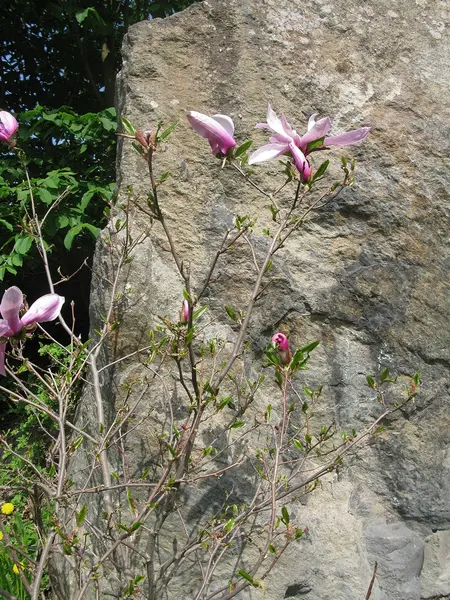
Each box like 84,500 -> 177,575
0,106 -> 419,600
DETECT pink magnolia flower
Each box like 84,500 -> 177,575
272,332 -> 292,365
187,111 -> 236,156
0,111 -> 19,146
180,299 -> 189,324
249,104 -> 370,180
0,287 -> 64,376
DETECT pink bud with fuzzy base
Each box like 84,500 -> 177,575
272,332 -> 292,365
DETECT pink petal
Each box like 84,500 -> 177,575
269,132 -> 294,145
180,299 -> 189,323
307,113 -> 318,131
0,287 -> 23,334
187,111 -> 236,155
21,294 -> 64,327
270,134 -> 290,143
248,142 -> 289,165
211,114 -> 234,137
265,104 -> 286,137
272,332 -> 289,351
0,111 -> 18,143
289,142 -> 307,172
324,127 -> 371,146
0,343 -> 6,376
280,113 -> 295,137
300,117 -> 332,148
0,320 -> 12,337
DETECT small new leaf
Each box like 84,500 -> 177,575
281,505 -> 290,526
75,505 -> 87,527
121,116 -> 136,136
366,375 -> 376,390
312,159 -> 330,182
234,139 -> 253,158
224,518 -> 235,533
380,368 -> 390,382
225,305 -> 238,322
238,569 -> 255,585
299,340 -> 320,354
159,122 -> 178,141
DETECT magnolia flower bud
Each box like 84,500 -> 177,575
272,332 -> 292,365
180,300 -> 189,324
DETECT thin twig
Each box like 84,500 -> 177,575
365,562 -> 378,600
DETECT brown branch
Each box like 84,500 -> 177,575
365,562 -> 378,599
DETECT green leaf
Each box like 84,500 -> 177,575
218,396 -> 233,410
379,368 -> 390,382
79,189 -> 96,212
43,175 -> 60,189
75,7 -> 106,26
120,116 -> 136,136
75,505 -> 87,527
37,187 -> 54,205
238,569 -> 254,585
366,375 -> 376,389
64,223 -> 100,250
306,136 -> 325,152
14,236 -> 33,255
225,305 -> 238,322
10,253 -> 23,267
193,305 -> 207,320
159,122 -> 178,141
299,340 -> 320,354
72,436 -> 83,451
75,8 -> 90,23
57,215 -> 70,229
281,505 -> 290,525
63,224 -> 83,250
224,518 -> 235,533
230,420 -> 244,429
167,444 -> 177,458
312,159 -> 330,182
100,117 -> 116,132
0,219 -> 13,232
234,139 -> 253,158
290,349 -> 305,370
274,368 -> 282,389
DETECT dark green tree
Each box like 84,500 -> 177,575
1,0 -> 199,112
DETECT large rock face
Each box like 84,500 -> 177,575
58,1 -> 449,598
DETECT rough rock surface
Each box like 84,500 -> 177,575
55,0 -> 450,598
